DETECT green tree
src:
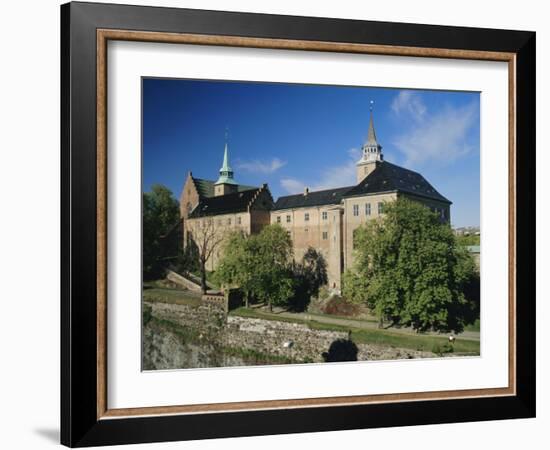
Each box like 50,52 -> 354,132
289,247 -> 328,311
250,224 -> 295,311
342,198 -> 478,332
215,224 -> 294,311
214,231 -> 256,306
142,184 -> 180,280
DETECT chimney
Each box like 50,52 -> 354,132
304,187 -> 309,196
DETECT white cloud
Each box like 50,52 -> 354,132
280,177 -> 306,193
391,90 -> 427,120
280,148 -> 359,194
392,101 -> 478,167
235,157 -> 287,174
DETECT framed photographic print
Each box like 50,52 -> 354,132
61,1 -> 536,447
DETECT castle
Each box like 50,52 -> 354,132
180,112 -> 451,290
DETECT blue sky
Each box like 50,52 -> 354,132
143,78 -> 480,227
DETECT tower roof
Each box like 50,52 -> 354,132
365,112 -> 379,146
219,143 -> 232,173
345,161 -> 451,204
216,142 -> 237,185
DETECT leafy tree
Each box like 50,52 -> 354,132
250,224 -> 295,311
342,198 -> 478,333
215,224 -> 294,311
214,231 -> 256,306
142,184 -> 180,280
289,247 -> 328,311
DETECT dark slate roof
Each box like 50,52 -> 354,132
193,178 -> 215,198
273,186 -> 354,211
193,177 -> 257,198
343,161 -> 451,204
189,188 -> 270,218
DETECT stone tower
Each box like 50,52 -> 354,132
214,142 -> 238,196
356,103 -> 383,183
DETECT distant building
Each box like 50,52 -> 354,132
180,109 -> 451,289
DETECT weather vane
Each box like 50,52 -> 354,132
370,100 -> 375,112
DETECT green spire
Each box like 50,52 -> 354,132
215,142 -> 237,185
221,143 -> 231,172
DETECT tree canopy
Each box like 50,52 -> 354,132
215,224 -> 294,310
342,198 -> 478,332
142,184 -> 180,280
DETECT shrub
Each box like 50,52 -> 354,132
431,342 -> 454,356
323,296 -> 360,317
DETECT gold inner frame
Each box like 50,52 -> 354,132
96,29 -> 517,420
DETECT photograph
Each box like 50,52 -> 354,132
141,79 -> 481,370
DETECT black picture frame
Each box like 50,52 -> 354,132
61,1 -> 536,447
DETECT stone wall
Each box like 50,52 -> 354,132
144,300 -> 434,366
147,299 -> 226,334
225,316 -> 347,362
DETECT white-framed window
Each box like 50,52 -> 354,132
322,231 -> 328,240
227,218 -> 231,225
286,215 -> 291,223
237,216 -> 241,225
353,204 -> 359,216
378,202 -> 384,214
276,216 -> 281,223
322,211 -> 328,220
305,212 -> 310,222
365,203 -> 371,216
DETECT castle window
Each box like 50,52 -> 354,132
227,218 -> 231,225
305,227 -> 309,233
237,216 -> 241,225
276,216 -> 281,223
378,202 -> 384,214
365,203 -> 371,216
322,211 -> 328,220
286,215 -> 291,223
322,231 -> 328,240
353,204 -> 359,216
305,213 -> 310,222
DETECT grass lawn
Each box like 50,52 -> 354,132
304,310 -> 379,325
143,282 -> 202,308
230,307 -> 480,355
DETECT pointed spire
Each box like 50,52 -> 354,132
220,142 -> 232,173
366,100 -> 378,146
215,131 -> 237,185
357,101 -> 383,169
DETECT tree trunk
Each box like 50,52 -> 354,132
269,299 -> 273,312
200,259 -> 207,294
378,317 -> 383,329
245,292 -> 249,308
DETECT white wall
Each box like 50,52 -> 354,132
0,0 -> 546,449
